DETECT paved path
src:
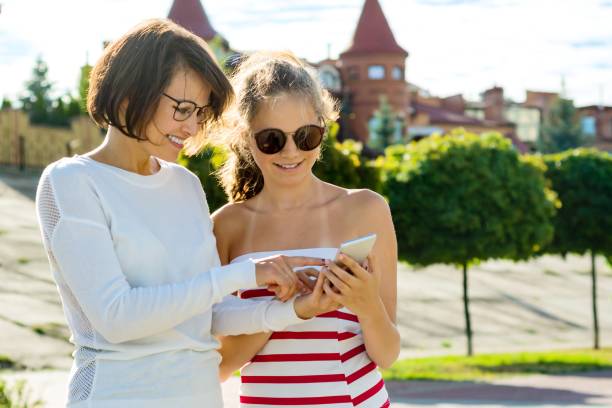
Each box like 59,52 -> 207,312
2,369 -> 612,407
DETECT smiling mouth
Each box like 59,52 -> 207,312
167,135 -> 185,148
274,160 -> 304,170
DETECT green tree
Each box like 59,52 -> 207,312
20,55 -> 53,124
542,149 -> 612,349
47,94 -> 81,127
386,130 -> 555,355
179,146 -> 228,213
78,63 -> 93,113
539,98 -> 586,153
369,95 -> 397,151
314,122 -> 381,192
1,97 -> 12,110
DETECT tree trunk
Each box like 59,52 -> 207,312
462,262 -> 473,356
591,250 -> 600,350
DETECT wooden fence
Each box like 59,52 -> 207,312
0,109 -> 103,169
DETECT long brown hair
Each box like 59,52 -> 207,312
205,51 -> 338,202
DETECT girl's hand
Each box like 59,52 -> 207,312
321,254 -> 381,318
294,268 -> 342,319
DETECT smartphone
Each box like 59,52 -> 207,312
336,233 -> 377,264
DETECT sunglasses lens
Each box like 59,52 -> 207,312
295,125 -> 324,151
256,129 -> 286,154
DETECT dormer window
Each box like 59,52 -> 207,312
368,65 -> 385,80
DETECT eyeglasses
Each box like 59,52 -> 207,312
162,93 -> 213,124
254,124 -> 325,155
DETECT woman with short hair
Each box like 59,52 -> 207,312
36,19 -> 332,407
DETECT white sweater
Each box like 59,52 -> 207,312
35,155 -> 301,406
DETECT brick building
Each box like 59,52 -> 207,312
166,0 -> 546,153
578,106 -> 612,151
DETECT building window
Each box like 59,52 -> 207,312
368,65 -> 385,80
392,66 -> 403,80
348,66 -> 359,81
581,116 -> 596,137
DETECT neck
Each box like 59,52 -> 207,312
256,173 -> 322,212
87,127 -> 158,175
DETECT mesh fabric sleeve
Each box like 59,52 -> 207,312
35,164 -> 256,344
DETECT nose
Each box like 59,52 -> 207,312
280,133 -> 299,156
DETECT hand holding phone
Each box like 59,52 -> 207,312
336,233 -> 377,264
334,233 -> 377,274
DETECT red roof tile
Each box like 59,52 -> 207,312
168,0 -> 217,41
341,0 -> 408,57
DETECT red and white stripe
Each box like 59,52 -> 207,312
233,248 -> 390,408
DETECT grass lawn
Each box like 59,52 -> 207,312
382,348 -> 612,381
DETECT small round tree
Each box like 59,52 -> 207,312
314,122 -> 381,192
386,130 -> 555,355
542,148 -> 612,349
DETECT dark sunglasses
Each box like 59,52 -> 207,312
162,93 -> 213,124
254,124 -> 325,155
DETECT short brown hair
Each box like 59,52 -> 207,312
87,18 -> 233,145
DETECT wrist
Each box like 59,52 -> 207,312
355,296 -> 385,323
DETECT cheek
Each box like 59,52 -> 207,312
143,122 -> 166,145
251,150 -> 272,171
307,147 -> 321,163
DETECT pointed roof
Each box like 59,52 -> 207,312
341,0 -> 408,57
168,0 -> 217,41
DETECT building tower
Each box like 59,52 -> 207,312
338,0 -> 410,143
168,0 -> 218,41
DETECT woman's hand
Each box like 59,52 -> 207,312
321,254 -> 381,318
254,256 -> 325,302
294,269 -> 342,319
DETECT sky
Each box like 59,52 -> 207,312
1,0 -> 611,106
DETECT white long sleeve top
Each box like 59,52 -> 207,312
35,156 -> 301,405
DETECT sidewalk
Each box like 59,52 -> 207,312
2,369 -> 612,407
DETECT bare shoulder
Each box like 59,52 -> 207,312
344,189 -> 391,221
211,201 -> 251,264
211,201 -> 249,233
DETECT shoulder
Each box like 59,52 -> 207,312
338,188 -> 393,238
211,201 -> 251,264
36,157 -> 107,219
211,200 -> 249,229
40,156 -> 95,189
344,188 -> 390,218
162,160 -> 200,185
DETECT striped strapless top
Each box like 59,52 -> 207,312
231,248 -> 390,407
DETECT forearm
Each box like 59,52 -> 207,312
218,332 -> 272,381
358,298 -> 400,369
212,295 -> 305,336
